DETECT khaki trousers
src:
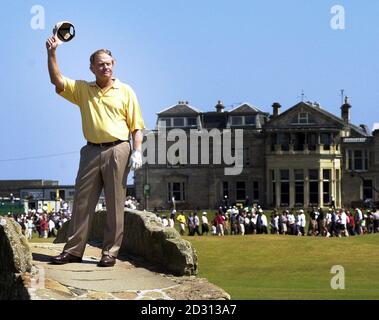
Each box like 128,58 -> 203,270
64,141 -> 131,258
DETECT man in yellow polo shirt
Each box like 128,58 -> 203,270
46,35 -> 144,267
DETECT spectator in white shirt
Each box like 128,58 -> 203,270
201,212 -> 209,235
48,219 -> 56,237
325,209 -> 332,237
161,215 -> 169,227
339,210 -> 349,237
261,212 -> 268,234
297,209 -> 306,236
26,218 -> 34,240
354,207 -> 363,235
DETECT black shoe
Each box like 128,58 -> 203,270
98,254 -> 116,267
50,252 -> 82,265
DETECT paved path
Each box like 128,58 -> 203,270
26,243 -> 230,300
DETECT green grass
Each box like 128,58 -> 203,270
28,232 -> 56,243
28,237 -> 56,243
184,234 -> 379,300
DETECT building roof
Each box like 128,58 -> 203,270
265,101 -> 370,137
157,102 -> 201,116
229,102 -> 267,114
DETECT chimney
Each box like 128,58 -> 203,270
215,100 -> 225,113
373,123 -> 379,136
272,102 -> 281,118
341,96 -> 351,124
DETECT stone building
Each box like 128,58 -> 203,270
0,180 -> 58,198
135,99 -> 379,210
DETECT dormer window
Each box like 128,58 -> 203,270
159,118 -> 172,128
173,118 -> 185,127
231,116 -> 243,125
230,115 -> 256,126
159,117 -> 198,128
245,115 -> 256,125
298,112 -> 309,124
187,117 -> 197,127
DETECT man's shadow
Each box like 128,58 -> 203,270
32,253 -> 99,265
33,241 -> 175,274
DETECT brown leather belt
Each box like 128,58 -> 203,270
87,140 -> 126,147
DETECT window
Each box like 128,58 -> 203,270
323,169 -> 331,205
280,170 -> 289,206
323,169 -> 330,180
321,133 -> 331,150
309,169 -> 319,206
231,116 -> 243,125
308,133 -> 317,151
245,115 -> 256,125
281,183 -> 290,207
230,115 -> 256,126
253,181 -> 259,200
173,118 -> 185,127
168,182 -> 185,202
363,180 -> 373,200
236,181 -> 246,201
294,170 -> 304,206
293,133 -> 305,151
271,170 -> 276,206
336,169 -> 340,203
347,149 -> 369,171
160,117 -> 197,128
187,117 -> 197,127
278,133 -> 290,151
159,118 -> 171,128
298,112 -> 308,124
271,134 -> 277,151
223,181 -> 229,199
354,150 -> 363,170
280,170 -> 289,181
348,150 -> 353,170
294,170 -> 304,181
244,147 -> 250,166
309,169 -> 319,181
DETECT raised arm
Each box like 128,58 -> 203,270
46,36 -> 64,93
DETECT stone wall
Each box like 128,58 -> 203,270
0,217 -> 32,299
55,209 -> 198,276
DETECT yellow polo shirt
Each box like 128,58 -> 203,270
58,76 -> 145,143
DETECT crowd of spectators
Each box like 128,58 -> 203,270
8,207 -> 71,239
6,196 -> 141,239
155,205 -> 379,238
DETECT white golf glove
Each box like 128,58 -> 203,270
129,150 -> 142,170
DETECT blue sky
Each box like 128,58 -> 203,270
0,0 -> 378,184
